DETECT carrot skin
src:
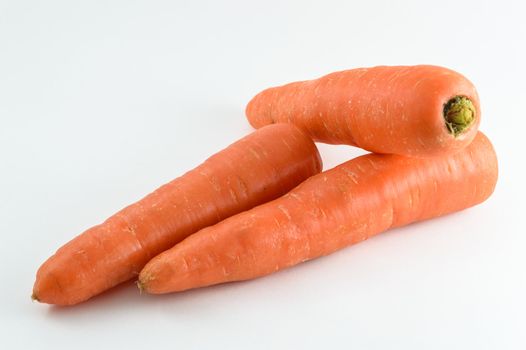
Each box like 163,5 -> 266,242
33,124 -> 322,305
140,132 -> 497,294
246,65 -> 480,157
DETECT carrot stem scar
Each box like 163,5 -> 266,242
444,96 -> 476,137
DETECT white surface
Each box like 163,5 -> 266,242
1,0 -> 525,348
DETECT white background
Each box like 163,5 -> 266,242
1,0 -> 525,349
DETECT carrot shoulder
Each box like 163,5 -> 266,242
32,124 -> 322,305
246,65 -> 480,157
139,132 -> 497,294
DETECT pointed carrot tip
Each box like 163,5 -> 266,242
31,292 -> 40,303
136,279 -> 146,294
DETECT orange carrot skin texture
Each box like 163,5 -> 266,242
246,65 -> 480,157
33,124 -> 322,305
140,132 -> 497,293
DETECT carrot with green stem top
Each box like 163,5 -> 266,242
139,132 -> 497,294
246,65 -> 480,157
33,124 -> 322,305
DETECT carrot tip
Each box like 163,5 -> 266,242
31,292 -> 40,303
136,280 -> 146,294
444,96 -> 476,137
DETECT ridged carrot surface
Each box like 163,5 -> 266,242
139,132 -> 497,294
33,124 -> 322,305
246,65 -> 480,157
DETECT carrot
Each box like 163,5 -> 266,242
246,65 -> 480,157
139,132 -> 497,294
32,124 -> 322,305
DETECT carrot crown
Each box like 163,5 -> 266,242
443,96 -> 476,137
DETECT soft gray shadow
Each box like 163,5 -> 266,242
44,281 -> 142,316
43,276 -> 256,319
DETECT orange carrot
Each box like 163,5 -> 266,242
246,65 -> 480,157
139,132 -> 497,294
33,124 -> 322,305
